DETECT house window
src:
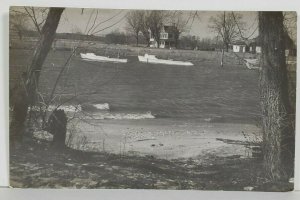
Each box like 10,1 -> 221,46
160,33 -> 168,39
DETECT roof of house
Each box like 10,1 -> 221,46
163,25 -> 178,34
231,40 -> 246,46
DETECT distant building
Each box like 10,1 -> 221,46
232,40 -> 247,53
248,34 -> 296,55
149,25 -> 179,49
248,37 -> 261,54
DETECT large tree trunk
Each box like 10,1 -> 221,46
259,12 -> 295,181
10,8 -> 65,148
26,8 -> 65,103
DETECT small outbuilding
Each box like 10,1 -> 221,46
232,41 -> 247,53
248,34 -> 296,55
248,37 -> 261,54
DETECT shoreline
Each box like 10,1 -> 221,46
59,118 -> 263,160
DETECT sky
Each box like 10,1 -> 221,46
56,8 -> 259,39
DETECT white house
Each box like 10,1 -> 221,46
232,39 -> 262,54
255,46 -> 262,53
149,25 -> 178,49
232,41 -> 247,53
249,46 -> 261,53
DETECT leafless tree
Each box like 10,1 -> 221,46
9,9 -> 29,40
138,11 -> 151,47
10,7 -> 49,36
166,11 -> 197,48
209,12 -> 244,52
126,10 -> 143,46
10,7 -> 65,147
126,10 -> 167,47
24,7 -> 49,35
10,7 -> 130,149
209,12 -> 244,67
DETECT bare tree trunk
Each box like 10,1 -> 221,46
259,11 -> 295,181
223,12 -> 228,53
10,8 -> 65,148
155,36 -> 160,48
225,43 -> 229,52
220,49 -> 224,67
46,109 -> 67,149
136,32 -> 139,47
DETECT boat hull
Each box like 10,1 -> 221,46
138,55 -> 193,66
80,53 -> 127,63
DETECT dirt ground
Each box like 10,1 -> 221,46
9,139 -> 293,191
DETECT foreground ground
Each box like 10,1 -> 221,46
10,139 -> 293,191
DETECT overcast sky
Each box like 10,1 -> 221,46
55,8 -> 259,39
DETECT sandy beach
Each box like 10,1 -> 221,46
64,118 -> 262,161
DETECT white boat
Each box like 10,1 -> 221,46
244,58 -> 260,70
138,54 -> 194,66
80,53 -> 127,63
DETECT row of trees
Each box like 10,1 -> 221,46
178,36 -> 223,51
9,8 -> 250,52
209,12 -> 245,52
126,10 -> 248,53
126,10 -> 187,47
104,32 -> 221,50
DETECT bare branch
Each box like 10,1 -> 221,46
90,10 -> 124,34
91,14 -> 126,35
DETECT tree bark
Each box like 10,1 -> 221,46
10,8 -> 65,147
259,11 -> 295,181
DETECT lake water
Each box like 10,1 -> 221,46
38,52 -> 261,124
11,49 -> 262,159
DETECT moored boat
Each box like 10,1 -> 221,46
138,54 -> 193,66
80,53 -> 127,63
